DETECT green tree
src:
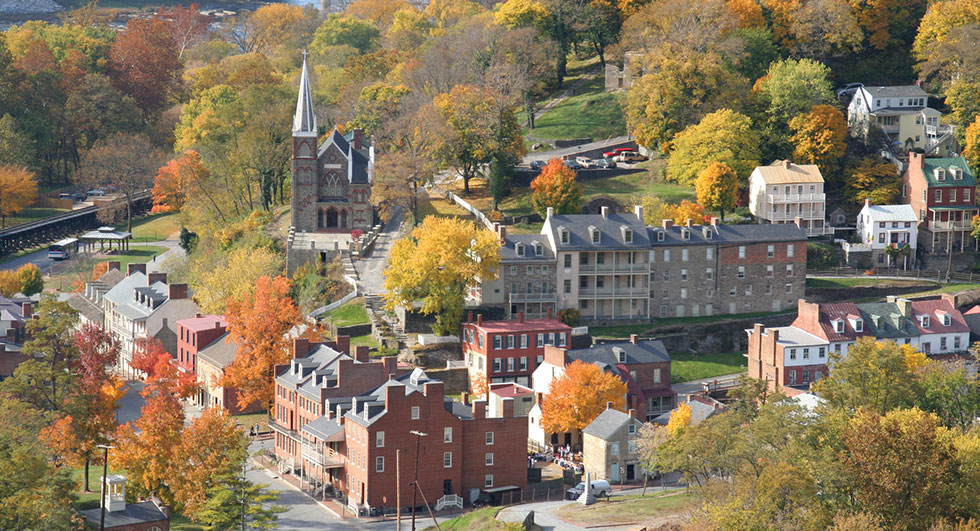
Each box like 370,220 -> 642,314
843,157 -> 900,206
350,82 -> 410,138
666,109 -> 760,186
311,14 -> 381,55
963,114 -> 980,176
197,464 -> 285,531
0,114 -> 31,169
530,158 -> 584,217
383,216 -> 501,335
488,153 -> 514,210
757,58 -> 834,126
695,161 -> 738,221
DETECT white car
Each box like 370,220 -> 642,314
575,156 -> 597,169
567,479 -> 611,499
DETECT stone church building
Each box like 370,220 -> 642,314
291,54 -> 374,234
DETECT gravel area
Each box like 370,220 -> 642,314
0,0 -> 63,14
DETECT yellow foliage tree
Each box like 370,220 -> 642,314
346,0 -> 412,30
0,270 -> 22,297
666,402 -> 692,437
670,200 -> 707,225
964,114 -> 980,176
530,159 -> 584,218
541,360 -> 628,434
666,109 -> 760,186
383,216 -> 501,335
728,0 -> 765,28
695,162 -> 738,221
494,0 -> 550,29
789,104 -> 848,177
0,165 -> 37,229
189,245 -> 284,314
844,157 -> 901,206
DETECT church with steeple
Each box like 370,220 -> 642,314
291,53 -> 375,233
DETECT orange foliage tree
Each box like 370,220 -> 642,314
132,337 -> 200,398
0,270 -> 20,297
152,150 -> 206,213
0,164 -> 37,229
789,104 -> 848,177
470,372 -> 489,399
171,407 -> 248,519
670,200 -> 708,225
541,360 -> 627,434
530,159 -> 585,218
112,386 -> 185,506
108,17 -> 181,115
695,162 -> 738,222
221,275 -> 302,410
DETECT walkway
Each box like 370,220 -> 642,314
497,485 -> 685,531
354,207 -> 405,296
671,372 -> 741,399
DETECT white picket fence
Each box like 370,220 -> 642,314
444,191 -> 495,230
309,274 -> 359,318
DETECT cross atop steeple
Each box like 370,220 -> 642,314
293,50 -> 316,135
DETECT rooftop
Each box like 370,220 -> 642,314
862,204 -> 917,222
80,501 -> 167,528
583,407 -> 636,440
918,156 -> 977,187
544,211 -> 650,250
752,161 -> 824,184
178,314 -> 227,332
861,85 -> 928,99
648,222 -> 807,246
196,332 -> 237,368
467,317 -> 570,333
489,382 -> 533,399
566,339 -> 671,366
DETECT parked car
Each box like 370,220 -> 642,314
564,160 -> 583,170
836,83 -> 863,99
602,151 -> 618,159
529,160 -> 546,170
595,158 -> 617,169
87,189 -> 106,196
71,192 -> 87,201
615,152 -> 647,163
58,193 -> 71,200
567,480 -> 612,499
613,147 -> 636,154
575,156 -> 597,168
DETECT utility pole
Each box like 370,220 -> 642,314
396,449 -> 401,531
409,430 -> 427,531
97,444 -> 113,531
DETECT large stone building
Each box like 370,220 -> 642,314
291,54 -> 374,234
582,405 -> 645,483
472,207 -> 807,321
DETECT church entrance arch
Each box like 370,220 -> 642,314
326,208 -> 338,228
341,209 -> 348,228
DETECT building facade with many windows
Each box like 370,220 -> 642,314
748,160 -> 829,236
461,312 -> 571,387
902,152 -> 978,253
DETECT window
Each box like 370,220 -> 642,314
506,335 -> 515,349
921,315 -> 930,328
486,431 -> 495,445
628,440 -> 637,454
564,254 -> 572,268
628,423 -> 636,435
922,190 -> 927,202
492,358 -> 502,373
623,228 -> 633,243
706,248 -> 713,260
802,370 -> 810,383
803,348 -> 809,359
443,452 -> 452,468
485,453 -> 494,466
411,406 -> 420,420
767,265 -> 774,277
660,304 -> 668,317
596,253 -> 605,265
506,357 -> 515,372
376,456 -> 385,473
563,279 -> 571,294
516,244 -> 525,257
478,334 -> 484,348
657,231 -> 665,242
966,189 -> 972,203
785,283 -> 793,294
663,270 -> 669,282
879,233 -> 886,244
591,228 -> 600,244
681,269 -> 688,281
681,228 -> 690,240
535,243 -> 543,256
951,189 -> 957,202
706,267 -> 713,280
520,334 -> 528,348
955,336 -> 962,350
745,285 -> 752,296
485,474 -> 494,487
729,286 -> 736,296
610,442 -> 619,455
662,289 -> 668,299
739,246 -> 746,259
580,254 -> 588,266
682,248 -> 689,262
819,347 -> 826,358
548,333 -> 555,345
767,245 -> 775,258
835,320 -> 844,333
738,266 -> 745,279
560,229 -> 569,244
519,357 -> 528,371
493,336 -> 502,350
789,370 -> 797,384
654,368 -> 662,383
789,349 -> 796,360
681,288 -> 688,299
936,190 -> 942,202
663,249 -> 671,262
377,431 -> 385,447
526,266 -> 533,275
855,319 -> 864,332
536,333 -> 544,347
559,333 -> 567,346
787,244 -> 794,257
943,313 -> 951,326
786,264 -> 794,276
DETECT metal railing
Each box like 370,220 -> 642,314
808,267 -> 979,283
768,193 -> 825,203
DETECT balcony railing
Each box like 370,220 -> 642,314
931,221 -> 973,230
768,193 -> 825,203
581,262 -> 647,273
301,445 -> 345,468
578,287 -> 649,297
768,209 -> 824,221
509,292 -> 558,303
926,124 -> 955,137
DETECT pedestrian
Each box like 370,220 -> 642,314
152,253 -> 156,262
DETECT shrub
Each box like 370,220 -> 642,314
559,308 -> 581,327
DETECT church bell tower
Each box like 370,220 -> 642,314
291,50 -> 318,232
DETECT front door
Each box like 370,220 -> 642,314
443,480 -> 452,496
609,464 -> 619,482
626,464 -> 635,481
326,209 -> 338,228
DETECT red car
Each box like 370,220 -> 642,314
602,151 -> 618,158
614,147 -> 636,153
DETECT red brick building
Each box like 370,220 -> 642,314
271,339 -> 528,515
175,314 -> 226,375
902,152 -> 979,253
461,312 -> 571,387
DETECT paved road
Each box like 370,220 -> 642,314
671,372 -> 741,398
355,207 -> 405,295
497,485 -> 685,530
0,240 -> 181,274
116,381 -> 146,427
523,136 -> 631,164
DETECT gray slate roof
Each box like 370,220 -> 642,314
500,235 -> 556,262
856,301 -> 915,339
80,501 -> 167,528
197,332 -> 237,368
67,294 -> 103,322
652,400 -> 720,426
277,344 -> 356,401
545,212 -> 650,251
583,407 -> 637,440
302,416 -> 345,441
567,339 -> 670,366
346,368 -> 434,427
862,85 -> 928,99
103,272 -> 169,320
648,223 -> 806,246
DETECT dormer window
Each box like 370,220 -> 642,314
834,319 -> 844,334
920,315 -> 930,328
938,312 -> 951,326
615,347 -> 626,363
935,168 -> 946,181
952,167 -> 963,180
657,231 -> 665,242
854,319 -> 863,332
703,228 -> 713,239
589,226 -> 600,244
515,243 -> 525,257
534,242 -> 543,256
621,226 -> 633,243
681,228 -> 690,240
558,227 -> 569,244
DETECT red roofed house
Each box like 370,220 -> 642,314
461,312 -> 572,388
488,382 -> 534,417
176,314 -> 262,414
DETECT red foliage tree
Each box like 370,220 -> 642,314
158,4 -> 212,61
108,18 -> 181,115
132,337 -> 199,398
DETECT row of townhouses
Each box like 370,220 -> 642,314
747,296 -> 970,393
474,206 -> 808,322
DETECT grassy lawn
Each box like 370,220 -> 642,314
4,207 -> 70,228
418,191 -> 471,221
527,75 -> 626,141
904,282 -> 980,297
671,352 -> 746,383
233,411 -> 270,433
120,213 -> 180,242
107,245 -> 169,271
805,277 -> 938,289
556,490 -> 695,528
591,310 -> 790,338
352,334 -> 380,349
45,245 -> 167,293
323,297 -> 370,327
427,506 -> 532,531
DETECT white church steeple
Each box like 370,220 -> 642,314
293,51 -> 317,135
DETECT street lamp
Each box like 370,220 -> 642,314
96,444 -> 114,531
409,430 -> 427,531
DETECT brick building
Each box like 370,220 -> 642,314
747,295 -> 970,393
0,296 -> 31,347
529,336 -> 674,450
460,312 -> 571,387
175,314 -> 226,376
175,314 -> 261,414
902,152 -> 978,253
271,339 -> 527,515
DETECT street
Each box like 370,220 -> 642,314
355,207 -> 404,295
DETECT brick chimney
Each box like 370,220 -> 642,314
518,312 -> 524,323
147,272 -> 167,286
461,391 -> 469,405
351,128 -> 363,150
546,207 -> 554,218
354,345 -> 370,363
630,334 -> 638,344
382,356 -> 398,375
467,311 -> 474,323
293,337 -> 310,359
21,302 -> 32,319
477,314 -> 483,326
710,217 -> 719,228
909,151 -> 924,172
334,335 -> 351,355
783,159 -> 791,169
627,408 -> 635,418
127,263 -> 146,276
168,284 -> 188,300
472,399 -> 487,419
865,198 -> 872,208
547,308 -> 553,320
107,260 -> 121,271
662,219 -> 673,230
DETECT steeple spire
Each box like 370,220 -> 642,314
293,50 -> 316,134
